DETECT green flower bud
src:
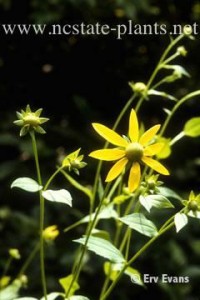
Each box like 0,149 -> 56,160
14,105 -> 49,136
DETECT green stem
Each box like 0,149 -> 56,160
1,257 -> 13,278
17,243 -> 40,278
170,131 -> 185,146
146,34 -> 184,89
160,90 -> 200,137
43,166 -> 63,191
30,131 -> 47,300
100,221 -> 175,300
66,182 -> 111,297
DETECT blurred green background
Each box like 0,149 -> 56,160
0,0 -> 200,299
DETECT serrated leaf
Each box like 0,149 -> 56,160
74,236 -> 125,263
59,274 -> 79,297
174,212 -> 188,232
11,177 -> 43,192
184,117 -> 200,137
140,195 -> 174,212
42,189 -> 72,206
119,213 -> 158,237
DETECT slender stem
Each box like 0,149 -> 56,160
17,243 -> 40,278
170,131 -> 185,146
30,131 -> 47,300
66,182 -> 111,297
2,257 -> 13,277
159,90 -> 200,137
43,166 -> 63,191
146,34 -> 184,89
100,221 -> 175,300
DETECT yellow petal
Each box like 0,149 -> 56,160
143,143 -> 164,156
128,162 -> 141,192
129,109 -> 139,142
142,156 -> 169,175
105,158 -> 128,182
92,123 -> 128,147
139,124 -> 161,146
89,149 -> 125,161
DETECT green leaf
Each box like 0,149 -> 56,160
42,189 -> 72,206
11,177 -> 43,192
148,90 -> 177,101
174,212 -> 188,232
184,117 -> 200,137
125,266 -> 144,286
188,210 -> 200,219
0,279 -> 21,300
68,296 -> 90,300
163,64 -> 190,77
140,195 -> 174,212
103,262 -> 144,286
15,297 -> 38,300
157,187 -> 182,201
59,274 -> 79,297
80,204 -> 118,224
74,236 -> 125,263
119,213 -> 158,237
41,292 -> 64,300
156,137 -> 171,159
91,229 -> 110,241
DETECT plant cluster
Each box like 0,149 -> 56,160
1,27 -> 200,300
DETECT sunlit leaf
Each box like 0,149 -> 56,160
184,117 -> 200,137
140,195 -> 174,212
158,187 -> 182,201
119,213 -> 158,237
68,296 -> 90,300
148,90 -> 177,101
11,177 -> 42,192
174,212 -> 188,232
188,210 -> 200,219
156,137 -> 171,159
59,274 -> 79,297
0,279 -> 21,300
80,205 -> 118,224
125,266 -> 144,286
74,236 -> 125,263
42,189 -> 72,206
41,292 -> 64,300
15,298 -> 38,300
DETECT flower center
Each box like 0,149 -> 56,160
125,142 -> 144,162
23,113 -> 40,126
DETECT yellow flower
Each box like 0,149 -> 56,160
89,109 -> 169,192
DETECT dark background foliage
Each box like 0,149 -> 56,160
0,0 -> 200,299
